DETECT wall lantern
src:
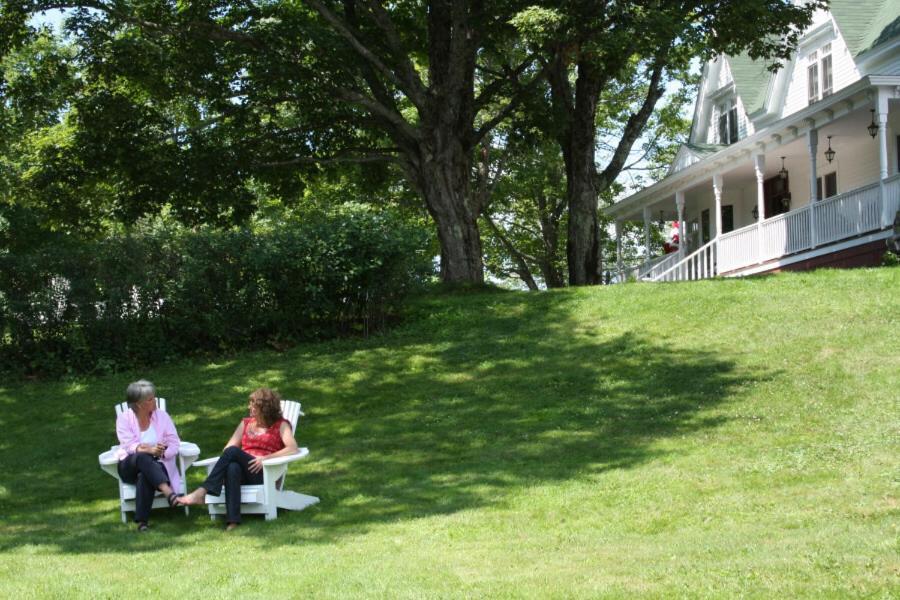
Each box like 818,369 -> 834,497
824,135 -> 836,163
779,156 -> 788,180
867,109 -> 879,138
752,204 -> 759,220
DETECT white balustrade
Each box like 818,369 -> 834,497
653,240 -> 717,282
643,252 -> 681,280
621,177 -> 894,284
813,182 -> 881,246
882,174 -> 900,226
760,206 -> 810,261
717,225 -> 758,273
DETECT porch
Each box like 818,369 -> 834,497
608,77 -> 900,283
637,175 -> 898,282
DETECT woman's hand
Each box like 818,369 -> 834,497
136,443 -> 165,457
248,455 -> 265,474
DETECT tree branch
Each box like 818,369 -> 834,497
335,86 -> 421,143
305,0 -> 426,110
483,214 -> 540,291
254,150 -> 400,169
363,0 -> 429,108
596,58 -> 667,190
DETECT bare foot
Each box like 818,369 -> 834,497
225,522 -> 239,532
177,488 -> 207,506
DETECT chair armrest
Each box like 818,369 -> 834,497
261,448 -> 309,467
98,448 -> 119,467
193,456 -> 219,468
179,441 -> 200,458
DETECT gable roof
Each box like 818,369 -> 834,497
719,1 -> 900,116
726,53 -> 773,115
830,0 -> 900,57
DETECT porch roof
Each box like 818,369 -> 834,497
604,76 -> 897,221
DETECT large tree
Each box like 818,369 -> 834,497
1,1 -> 552,283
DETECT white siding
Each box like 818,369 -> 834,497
782,16 -> 860,119
717,59 -> 733,88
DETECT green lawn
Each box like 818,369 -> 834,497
1,267 -> 898,598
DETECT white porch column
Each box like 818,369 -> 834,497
712,173 -> 724,240
642,206 -> 652,260
754,154 -> 766,263
808,128 -> 818,247
615,219 -> 623,281
877,89 -> 892,226
676,191 -> 686,259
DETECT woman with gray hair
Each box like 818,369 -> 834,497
114,379 -> 182,532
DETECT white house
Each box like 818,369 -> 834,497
605,1 -> 900,282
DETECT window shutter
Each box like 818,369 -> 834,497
816,177 -> 823,201
728,107 -> 738,144
824,172 -> 837,198
807,63 -> 819,103
718,113 -> 728,145
822,55 -> 833,97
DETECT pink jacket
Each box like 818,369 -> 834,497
115,408 -> 182,493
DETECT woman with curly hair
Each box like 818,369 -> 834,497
179,388 -> 298,530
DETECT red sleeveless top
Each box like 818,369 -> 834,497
241,417 -> 290,457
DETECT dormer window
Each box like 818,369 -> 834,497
717,100 -> 739,145
807,43 -> 833,104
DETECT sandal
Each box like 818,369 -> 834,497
137,522 -> 149,532
166,492 -> 179,507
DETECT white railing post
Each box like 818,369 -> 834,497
713,173 -> 723,242
754,153 -> 766,264
808,127 -> 818,248
643,206 -> 652,261
877,89 -> 891,227
615,219 -> 623,282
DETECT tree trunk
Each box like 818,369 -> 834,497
405,140 -> 485,285
564,61 -> 602,286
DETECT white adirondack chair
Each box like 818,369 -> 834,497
194,400 -> 319,521
98,398 -> 201,523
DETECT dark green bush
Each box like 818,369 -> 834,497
0,207 -> 432,377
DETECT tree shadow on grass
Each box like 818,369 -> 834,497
0,289 -> 770,553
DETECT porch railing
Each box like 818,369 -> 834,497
653,239 -> 717,282
641,252 -> 681,280
646,174 -> 899,283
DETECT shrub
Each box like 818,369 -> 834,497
0,207 -> 432,377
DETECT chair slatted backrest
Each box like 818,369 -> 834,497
281,400 -> 302,430
115,397 -> 167,416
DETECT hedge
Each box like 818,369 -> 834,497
0,208 -> 432,376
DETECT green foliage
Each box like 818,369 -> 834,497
0,206 -> 432,377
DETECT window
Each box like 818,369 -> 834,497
821,46 -> 833,97
717,102 -> 739,145
701,209 -> 711,244
807,43 -> 833,104
807,51 -> 818,104
722,205 -> 734,234
816,172 -> 837,200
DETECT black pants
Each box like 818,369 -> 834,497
118,452 -> 171,523
201,446 -> 264,524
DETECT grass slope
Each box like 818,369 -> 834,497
0,268 -> 898,598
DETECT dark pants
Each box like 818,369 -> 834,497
201,446 -> 264,524
117,452 -> 171,523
